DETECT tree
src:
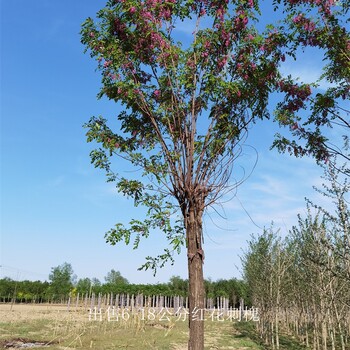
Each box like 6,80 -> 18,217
91,277 -> 101,287
104,269 -> 129,285
0,277 -> 15,302
81,1 -> 289,348
241,228 -> 280,345
87,277 -> 102,295
76,277 -> 92,295
306,160 -> 350,282
242,162 -> 350,349
168,275 -> 188,296
48,262 -> 76,300
272,0 -> 350,174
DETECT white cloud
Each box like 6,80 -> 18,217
249,174 -> 299,200
201,151 -> 327,261
280,63 -> 335,90
280,46 -> 337,90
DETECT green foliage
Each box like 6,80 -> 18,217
272,0 -> 349,170
48,262 -> 76,300
76,277 -> 92,295
0,274 -> 248,302
0,278 -> 49,302
205,277 -> 248,306
104,269 -> 129,285
241,160 -> 350,349
79,3 -> 349,346
303,161 -> 350,280
168,275 -> 188,296
241,226 -> 281,306
0,277 -> 14,299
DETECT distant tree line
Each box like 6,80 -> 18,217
0,264 -> 248,306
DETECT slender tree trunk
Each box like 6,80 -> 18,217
320,299 -> 328,350
275,254 -> 281,350
186,206 -> 205,350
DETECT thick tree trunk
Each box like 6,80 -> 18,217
186,207 -> 205,350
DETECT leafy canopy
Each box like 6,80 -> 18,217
48,262 -> 76,297
272,0 -> 350,170
81,0 -> 289,271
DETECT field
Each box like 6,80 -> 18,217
0,303 -> 264,350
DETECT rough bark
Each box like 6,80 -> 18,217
186,206 -> 205,350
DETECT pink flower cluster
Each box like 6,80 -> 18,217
113,17 -> 128,41
292,14 -> 304,23
221,29 -> 230,47
234,10 -> 249,31
287,0 -> 335,17
293,14 -> 316,31
234,54 -> 259,82
260,30 -> 286,55
291,122 -> 299,130
217,56 -> 228,70
144,0 -> 175,21
103,60 -> 112,68
106,72 -> 117,81
132,23 -> 171,63
287,0 -> 333,5
216,6 -> 226,21
278,81 -> 311,100
153,89 -> 161,101
278,80 -> 312,112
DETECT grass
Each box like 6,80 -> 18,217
234,321 -> 307,350
0,304 -> 269,349
1,317 -> 185,349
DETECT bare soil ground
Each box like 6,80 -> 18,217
0,303 -> 87,322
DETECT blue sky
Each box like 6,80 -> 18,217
0,0 -> 345,284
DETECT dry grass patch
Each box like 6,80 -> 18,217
0,304 -> 262,350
